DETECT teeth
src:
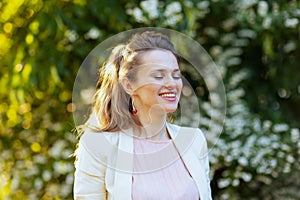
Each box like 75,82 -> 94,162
161,93 -> 176,97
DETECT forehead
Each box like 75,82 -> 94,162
138,49 -> 179,71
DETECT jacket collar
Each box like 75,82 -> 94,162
166,123 -> 208,200
113,124 -> 208,200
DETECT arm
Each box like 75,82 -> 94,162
73,137 -> 107,200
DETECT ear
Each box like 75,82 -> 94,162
121,78 -> 134,95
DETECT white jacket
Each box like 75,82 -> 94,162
74,123 -> 212,200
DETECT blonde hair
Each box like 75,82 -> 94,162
87,31 -> 178,132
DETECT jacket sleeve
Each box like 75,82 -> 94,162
204,141 -> 212,200
73,133 -> 107,200
198,129 -> 212,200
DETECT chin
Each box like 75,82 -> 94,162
164,107 -> 178,113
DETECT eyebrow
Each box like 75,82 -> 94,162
152,69 -> 180,73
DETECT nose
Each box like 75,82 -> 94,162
164,75 -> 177,89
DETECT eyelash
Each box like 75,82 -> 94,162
154,74 -> 181,79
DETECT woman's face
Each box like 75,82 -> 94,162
131,49 -> 183,114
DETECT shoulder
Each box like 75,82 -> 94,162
77,129 -> 120,160
167,123 -> 206,142
167,123 -> 208,153
81,128 -> 120,145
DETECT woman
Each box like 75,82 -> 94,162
73,31 -> 212,200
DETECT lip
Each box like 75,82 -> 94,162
159,92 -> 177,101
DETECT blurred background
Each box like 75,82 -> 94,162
0,0 -> 299,199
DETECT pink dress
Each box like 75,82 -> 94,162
132,138 -> 200,200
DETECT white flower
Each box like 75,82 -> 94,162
164,2 -> 182,17
257,1 -> 268,16
66,174 -> 74,184
284,18 -> 299,28
283,41 -> 297,53
295,9 -> 300,17
210,45 -> 222,57
42,170 -> 52,181
49,140 -> 67,159
34,178 -> 43,189
241,172 -> 252,182
60,184 -> 72,197
238,29 -> 257,39
263,120 -> 272,131
220,193 -> 230,199
281,144 -> 291,151
262,16 -> 272,29
286,155 -> 295,163
140,0 -> 159,19
231,140 -> 242,149
164,14 -> 182,26
232,179 -> 240,186
291,128 -> 300,142
245,135 -> 257,148
229,70 -> 248,88
222,18 -> 237,31
271,142 -> 280,149
253,118 -> 262,132
225,155 -> 233,162
218,178 -> 231,188
277,151 -> 285,158
238,157 -> 248,166
84,27 -> 100,39
226,57 -> 241,66
54,161 -> 73,174
204,27 -> 218,37
283,164 -> 291,173
232,39 -> 249,47
273,123 -> 289,132
127,7 -> 147,23
210,93 -> 222,107
197,1 -> 209,10
278,88 -> 291,98
33,155 -> 47,164
223,47 -> 243,57
65,30 -> 78,42
183,0 -> 193,8
257,136 -> 271,146
237,0 -> 258,10
220,33 -> 236,45
227,88 -> 245,101
205,75 -> 218,89
257,164 -> 267,173
269,159 -> 277,168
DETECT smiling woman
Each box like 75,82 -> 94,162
73,31 -> 212,200
127,49 -> 183,117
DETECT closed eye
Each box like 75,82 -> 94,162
154,76 -> 164,79
172,73 -> 182,79
152,73 -> 164,79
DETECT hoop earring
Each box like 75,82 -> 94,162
131,98 -> 137,115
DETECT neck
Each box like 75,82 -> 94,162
133,108 -> 170,141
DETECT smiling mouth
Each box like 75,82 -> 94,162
159,92 -> 177,101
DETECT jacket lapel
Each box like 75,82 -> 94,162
113,129 -> 134,200
167,123 -> 208,200
112,124 -> 209,200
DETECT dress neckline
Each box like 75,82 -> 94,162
134,137 -> 172,144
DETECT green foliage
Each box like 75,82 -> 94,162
0,0 -> 299,199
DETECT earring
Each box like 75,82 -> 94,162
131,98 -> 137,115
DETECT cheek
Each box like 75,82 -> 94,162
137,85 -> 160,101
143,85 -> 160,96
177,81 -> 183,91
